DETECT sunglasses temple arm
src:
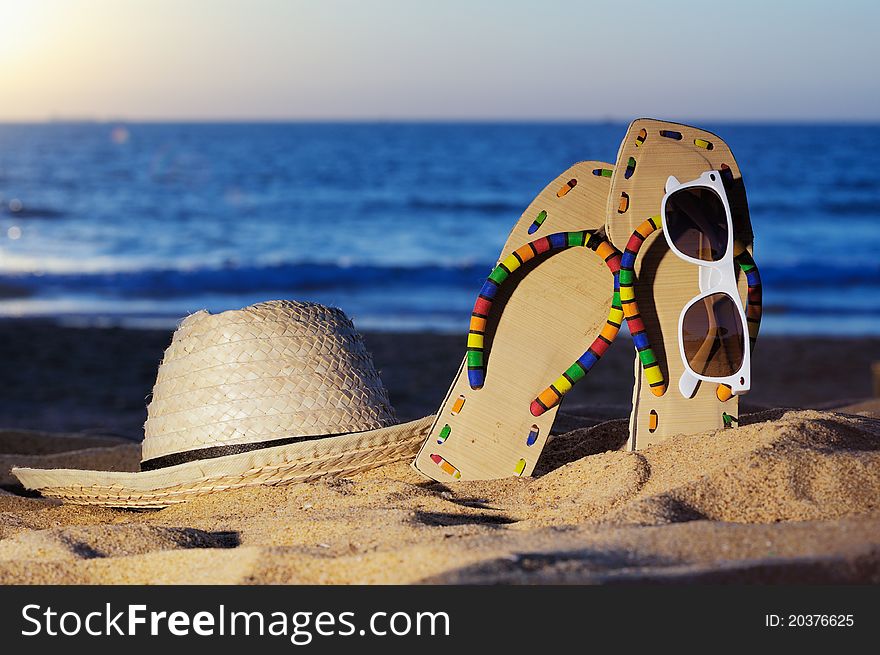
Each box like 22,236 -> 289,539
716,245 -> 763,401
679,371 -> 700,398
531,237 -> 623,416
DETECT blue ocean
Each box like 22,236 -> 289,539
0,122 -> 877,334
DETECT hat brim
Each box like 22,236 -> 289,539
13,416 -> 433,509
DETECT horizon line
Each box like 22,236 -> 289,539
0,116 -> 878,126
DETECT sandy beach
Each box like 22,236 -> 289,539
1,323 -> 878,584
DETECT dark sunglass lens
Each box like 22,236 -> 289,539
681,292 -> 744,377
665,186 -> 728,261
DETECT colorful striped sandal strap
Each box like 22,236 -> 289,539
620,215 -> 667,397
530,241 -> 621,416
466,230 -> 614,390
716,245 -> 763,402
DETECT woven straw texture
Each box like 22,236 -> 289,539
142,300 -> 396,462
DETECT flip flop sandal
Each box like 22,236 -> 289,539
412,161 -> 621,482
603,119 -> 756,450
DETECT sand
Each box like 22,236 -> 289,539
1,402 -> 878,584
0,324 -> 878,584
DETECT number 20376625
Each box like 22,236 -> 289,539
765,615 -> 854,628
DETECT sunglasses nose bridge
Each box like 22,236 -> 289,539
699,266 -> 723,293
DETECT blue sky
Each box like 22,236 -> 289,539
1,0 -> 877,121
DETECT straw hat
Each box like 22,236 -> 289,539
13,300 -> 432,508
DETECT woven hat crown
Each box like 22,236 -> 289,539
141,300 -> 396,463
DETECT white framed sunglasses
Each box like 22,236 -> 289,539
661,171 -> 750,399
